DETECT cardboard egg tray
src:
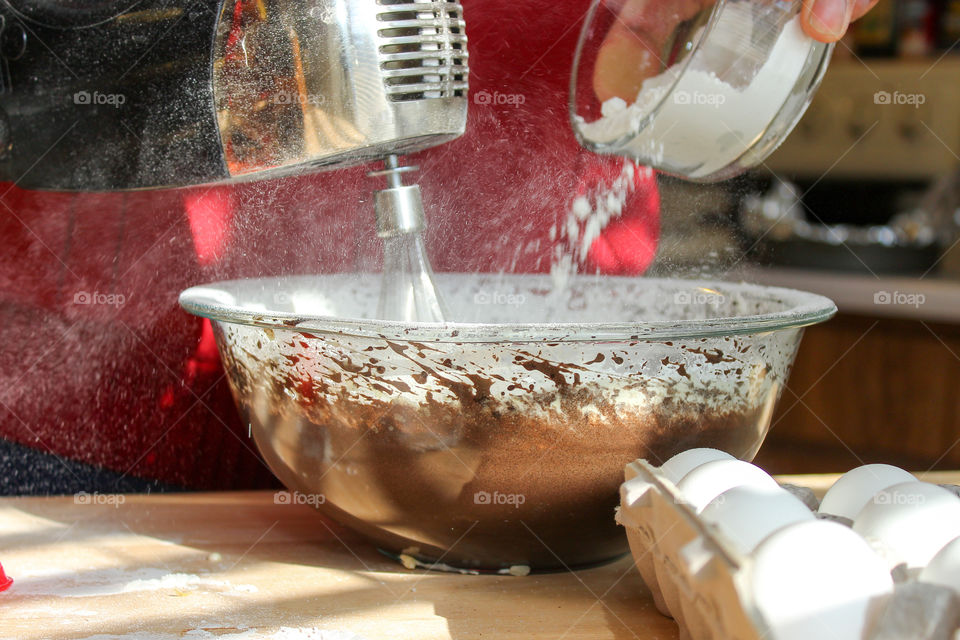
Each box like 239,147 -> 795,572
617,459 -> 769,640
618,460 -> 960,640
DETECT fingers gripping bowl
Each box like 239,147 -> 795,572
179,274 -> 835,570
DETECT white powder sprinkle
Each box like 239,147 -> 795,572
550,161 -> 644,293
70,630 -> 364,640
13,567 -> 258,598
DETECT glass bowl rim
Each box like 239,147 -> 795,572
179,274 -> 837,343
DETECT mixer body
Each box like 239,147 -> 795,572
0,0 -> 468,190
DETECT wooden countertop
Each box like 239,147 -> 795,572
3,472 -> 958,640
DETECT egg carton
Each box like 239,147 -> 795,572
618,459 -> 770,640
617,459 -> 960,640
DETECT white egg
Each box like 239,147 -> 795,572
918,535 -> 960,596
853,481 -> 960,570
700,485 -> 815,556
658,447 -> 735,484
819,464 -> 917,520
749,520 -> 894,640
676,459 -> 778,513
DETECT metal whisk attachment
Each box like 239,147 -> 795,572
370,155 -> 448,322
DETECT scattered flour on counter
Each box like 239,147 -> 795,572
576,9 -> 812,178
185,629 -> 366,640
72,631 -> 365,640
68,635 -> 177,640
122,572 -> 258,595
13,567 -> 258,597
13,604 -> 100,618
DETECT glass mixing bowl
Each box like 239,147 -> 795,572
570,0 -> 834,181
180,274 -> 835,570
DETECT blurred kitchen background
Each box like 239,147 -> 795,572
654,0 -> 960,474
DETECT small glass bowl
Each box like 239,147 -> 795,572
570,0 -> 834,182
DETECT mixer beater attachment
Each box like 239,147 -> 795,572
370,155 -> 448,322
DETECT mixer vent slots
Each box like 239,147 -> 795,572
376,0 -> 468,102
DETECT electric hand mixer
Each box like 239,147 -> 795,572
0,0 -> 467,321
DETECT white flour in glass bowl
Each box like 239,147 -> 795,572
576,11 -> 811,179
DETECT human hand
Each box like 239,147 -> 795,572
802,0 -> 879,42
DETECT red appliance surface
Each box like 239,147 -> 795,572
0,1 -> 659,489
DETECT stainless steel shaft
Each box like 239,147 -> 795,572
371,155 -> 448,322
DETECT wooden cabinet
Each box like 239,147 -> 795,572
757,313 -> 960,474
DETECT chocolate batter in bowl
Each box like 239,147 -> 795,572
179,274 -> 835,570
